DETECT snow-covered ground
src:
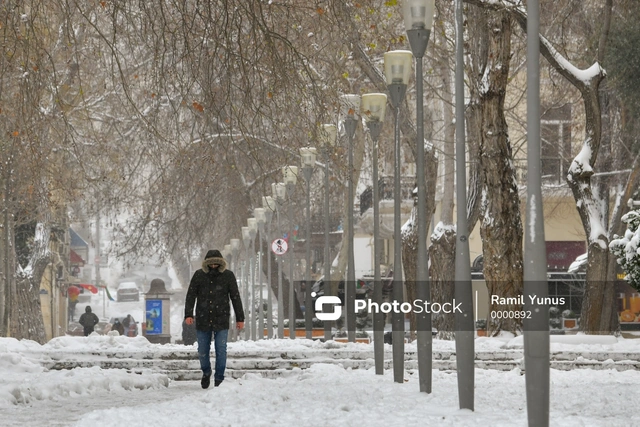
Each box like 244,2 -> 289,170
2,334 -> 640,426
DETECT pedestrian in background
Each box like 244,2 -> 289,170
122,314 -> 135,336
112,318 -> 125,336
78,306 -> 99,336
68,299 -> 78,322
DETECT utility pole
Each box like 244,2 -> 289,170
454,0 -> 475,410
524,1 -> 550,425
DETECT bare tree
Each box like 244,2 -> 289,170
466,0 -> 618,333
428,8 -> 457,339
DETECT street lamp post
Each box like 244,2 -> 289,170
361,93 -> 387,375
452,0 -> 475,410
272,182 -> 287,338
384,49 -> 413,384
223,244 -> 235,341
300,147 -> 317,339
247,217 -> 258,341
255,208 -> 267,340
241,226 -> 251,340
230,237 -> 241,341
222,245 -> 231,275
231,239 -> 241,275
524,1 -> 549,425
262,196 -> 275,339
404,0 -> 435,395
340,93 -> 360,343
319,124 -> 337,340
283,166 -> 298,339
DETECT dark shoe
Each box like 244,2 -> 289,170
201,373 -> 211,389
214,379 -> 223,387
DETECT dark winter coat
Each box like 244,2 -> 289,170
78,306 -> 99,336
184,250 -> 244,332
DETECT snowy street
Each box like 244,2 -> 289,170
2,1 -> 638,426
2,335 -> 640,426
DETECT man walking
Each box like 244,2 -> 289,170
185,249 -> 244,389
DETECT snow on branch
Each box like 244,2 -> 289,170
20,223 -> 51,278
466,0 -> 606,89
431,221 -> 456,241
567,143 -> 593,179
539,35 -> 605,86
586,199 -> 607,250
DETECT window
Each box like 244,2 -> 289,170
541,104 -> 572,184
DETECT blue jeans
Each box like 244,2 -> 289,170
196,329 -> 228,382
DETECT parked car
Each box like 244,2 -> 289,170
108,316 -> 138,337
66,321 -> 112,336
117,282 -> 140,302
77,286 -> 92,303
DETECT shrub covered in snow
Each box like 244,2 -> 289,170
609,209 -> 640,291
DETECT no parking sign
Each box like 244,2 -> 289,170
271,238 -> 288,256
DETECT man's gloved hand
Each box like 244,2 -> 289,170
236,322 -> 244,330
185,317 -> 194,325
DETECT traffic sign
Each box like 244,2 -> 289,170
271,238 -> 288,255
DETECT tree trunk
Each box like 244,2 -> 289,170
478,10 -> 523,335
428,27 -> 457,340
402,207 -> 418,342
439,58 -> 456,225
0,160 -> 15,337
465,4 -> 488,238
566,86 -> 607,333
402,148 -> 438,341
0,208 -> 9,337
596,86 -> 619,334
465,101 -> 484,235
429,225 -> 456,339
579,246 -> 609,334
11,258 -> 48,344
605,251 -> 621,334
469,0 -> 614,334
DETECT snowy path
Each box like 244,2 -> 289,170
2,380 -> 195,426
3,336 -> 640,426
3,366 -> 635,427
